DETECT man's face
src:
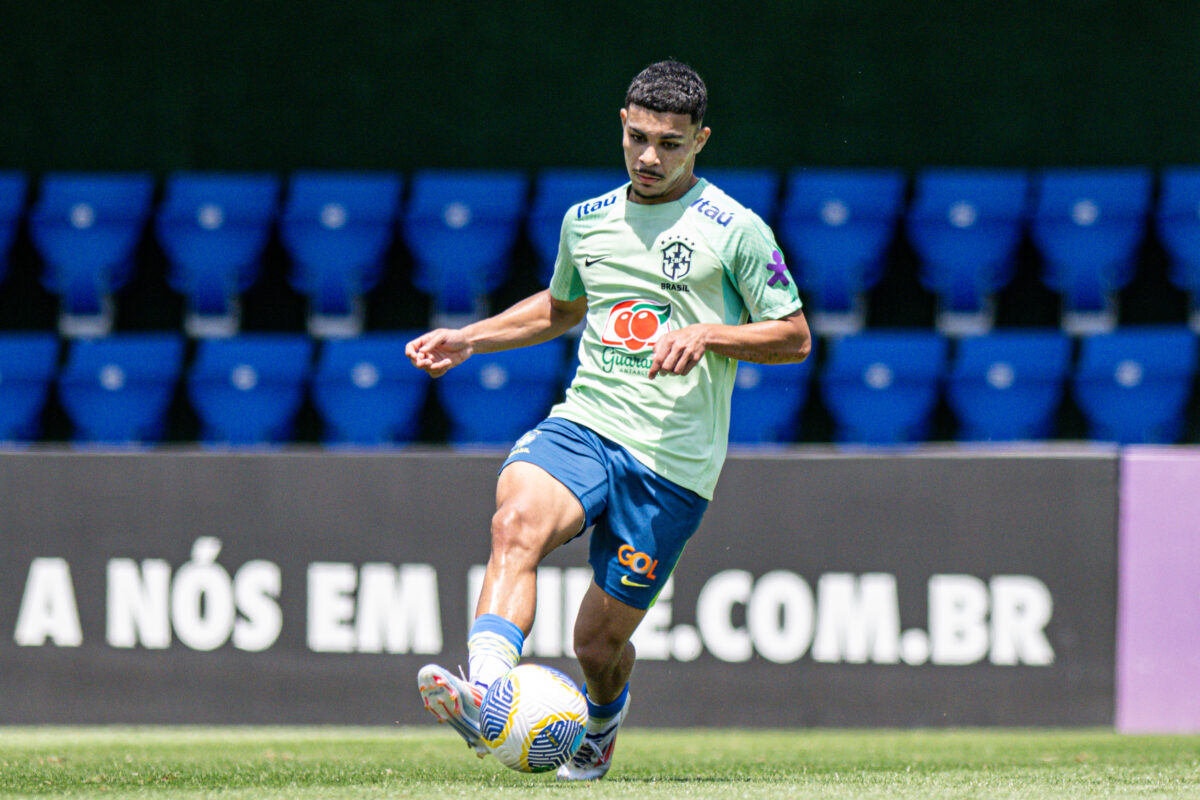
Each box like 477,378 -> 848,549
621,104 -> 710,204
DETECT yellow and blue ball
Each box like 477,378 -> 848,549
479,664 -> 589,773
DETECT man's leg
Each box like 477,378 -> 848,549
558,581 -> 646,780
572,581 -> 646,703
419,460 -> 586,755
558,435 -> 708,780
476,461 -> 587,631
467,461 -> 588,688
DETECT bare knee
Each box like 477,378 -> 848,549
489,501 -> 546,565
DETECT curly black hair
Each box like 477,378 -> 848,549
624,61 -> 707,125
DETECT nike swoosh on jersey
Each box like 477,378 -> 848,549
583,256 -> 605,267
620,575 -> 650,588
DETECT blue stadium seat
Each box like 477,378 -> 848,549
30,172 -> 154,337
700,169 -> 781,222
1154,166 -> 1200,332
779,169 -> 906,335
436,339 -> 567,445
0,172 -> 29,284
907,169 -> 1030,335
0,333 -> 58,442
528,169 -> 625,285
1031,168 -> 1152,334
728,358 -> 814,444
1073,326 -> 1197,443
403,170 -> 528,319
821,330 -> 948,444
282,171 -> 403,337
156,172 -> 280,338
313,332 -> 429,445
188,335 -> 313,445
947,329 -> 1071,441
58,333 -> 184,444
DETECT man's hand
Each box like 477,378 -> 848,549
406,329 -> 472,378
648,324 -> 713,379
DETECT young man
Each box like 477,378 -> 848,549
408,60 -> 810,780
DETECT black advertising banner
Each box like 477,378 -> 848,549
0,448 -> 1117,726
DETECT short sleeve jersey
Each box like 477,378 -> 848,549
547,178 -> 802,499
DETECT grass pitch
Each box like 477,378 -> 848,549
0,727 -> 1196,799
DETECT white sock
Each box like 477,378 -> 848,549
467,613 -> 524,691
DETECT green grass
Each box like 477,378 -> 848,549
0,727 -> 1196,799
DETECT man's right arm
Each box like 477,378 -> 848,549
406,290 -> 587,378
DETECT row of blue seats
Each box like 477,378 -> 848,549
0,331 -> 561,446
1,326 -> 1195,447
3,167 -> 1200,340
805,326 -> 1196,445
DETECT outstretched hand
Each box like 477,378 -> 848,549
405,329 -> 472,378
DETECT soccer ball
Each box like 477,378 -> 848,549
478,664 -> 589,773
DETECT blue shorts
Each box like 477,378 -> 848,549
500,417 -> 708,610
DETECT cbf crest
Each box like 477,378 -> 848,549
661,238 -> 695,281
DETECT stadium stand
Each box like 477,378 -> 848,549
1073,325 -> 1198,444
1154,166 -> 1200,334
436,338 -> 567,445
821,330 -> 948,444
2,167 -> 1198,447
282,171 -> 403,338
1031,168 -> 1153,335
403,170 -> 528,324
947,329 -> 1071,441
728,358 -> 814,444
0,172 -> 28,284
30,172 -> 155,337
0,332 -> 58,442
528,169 -> 626,286
312,332 -> 428,446
156,172 -> 280,338
907,169 -> 1029,336
188,334 -> 313,446
778,168 -> 906,336
57,333 -> 184,444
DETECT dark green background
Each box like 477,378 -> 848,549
2,1 -> 1198,173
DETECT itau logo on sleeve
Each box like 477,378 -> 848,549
601,299 -> 673,352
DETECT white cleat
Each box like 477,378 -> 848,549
556,695 -> 630,781
417,663 -> 489,758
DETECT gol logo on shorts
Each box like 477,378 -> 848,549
617,544 -> 658,580
600,299 -> 672,352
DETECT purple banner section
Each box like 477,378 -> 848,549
1117,447 -> 1200,733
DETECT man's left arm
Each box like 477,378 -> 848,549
647,310 -> 811,379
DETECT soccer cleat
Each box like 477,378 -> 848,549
556,694 -> 630,781
417,663 -> 489,758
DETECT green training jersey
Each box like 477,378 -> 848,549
547,178 -> 803,499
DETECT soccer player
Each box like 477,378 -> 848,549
409,60 -> 810,780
